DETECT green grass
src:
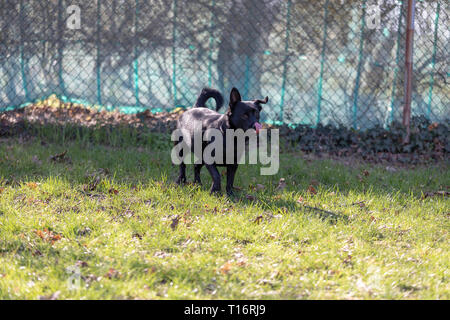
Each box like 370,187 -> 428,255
0,133 -> 449,300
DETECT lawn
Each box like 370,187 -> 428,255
0,131 -> 448,299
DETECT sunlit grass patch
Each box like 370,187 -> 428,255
0,137 -> 448,299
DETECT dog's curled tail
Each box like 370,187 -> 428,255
194,87 -> 224,111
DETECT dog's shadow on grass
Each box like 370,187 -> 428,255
169,179 -> 347,224
224,189 -> 349,224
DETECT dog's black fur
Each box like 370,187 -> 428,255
175,87 -> 268,195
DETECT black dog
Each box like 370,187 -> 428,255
175,87 -> 268,195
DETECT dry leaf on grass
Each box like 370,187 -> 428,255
26,182 -> 38,190
219,261 -> 233,275
253,215 -> 263,224
34,228 -> 62,244
104,268 -> 121,279
170,215 -> 181,230
75,261 -> 89,268
77,227 -> 91,236
256,184 -> 265,191
352,201 -> 366,208
49,150 -> 71,163
108,188 -> 119,195
276,178 -> 287,192
307,185 -> 317,195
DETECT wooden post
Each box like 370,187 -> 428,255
403,0 -> 416,144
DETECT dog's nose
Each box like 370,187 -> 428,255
253,122 -> 262,134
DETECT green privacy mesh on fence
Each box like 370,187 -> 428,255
0,0 -> 448,129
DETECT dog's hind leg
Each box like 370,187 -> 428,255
175,145 -> 187,184
194,164 -> 203,185
174,137 -> 187,185
226,164 -> 238,196
205,164 -> 221,194
176,162 -> 187,185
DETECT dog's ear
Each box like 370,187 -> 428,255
229,87 -> 242,106
255,96 -> 269,111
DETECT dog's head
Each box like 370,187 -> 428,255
228,88 -> 268,133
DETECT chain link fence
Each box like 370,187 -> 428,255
0,0 -> 448,129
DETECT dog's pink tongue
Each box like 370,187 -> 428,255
254,122 -> 262,134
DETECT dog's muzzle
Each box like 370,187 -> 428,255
253,122 -> 262,134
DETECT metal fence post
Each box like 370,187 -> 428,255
57,0 -> 66,98
96,0 -> 102,105
208,0 -> 215,88
316,0 -> 329,126
352,0 -> 367,130
403,0 -> 416,144
133,0 -> 140,107
172,0 -> 178,106
19,0 -> 30,102
389,0 -> 405,127
427,2 -> 440,120
279,0 -> 291,123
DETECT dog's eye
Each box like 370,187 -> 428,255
242,114 -> 249,120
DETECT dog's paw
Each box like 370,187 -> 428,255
210,188 -> 222,195
226,187 -> 234,197
175,177 -> 187,185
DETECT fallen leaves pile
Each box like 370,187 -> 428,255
34,228 -> 62,245
0,96 -> 181,134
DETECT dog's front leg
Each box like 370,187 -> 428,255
194,164 -> 203,185
176,162 -> 187,185
226,164 -> 238,196
205,164 -> 221,194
